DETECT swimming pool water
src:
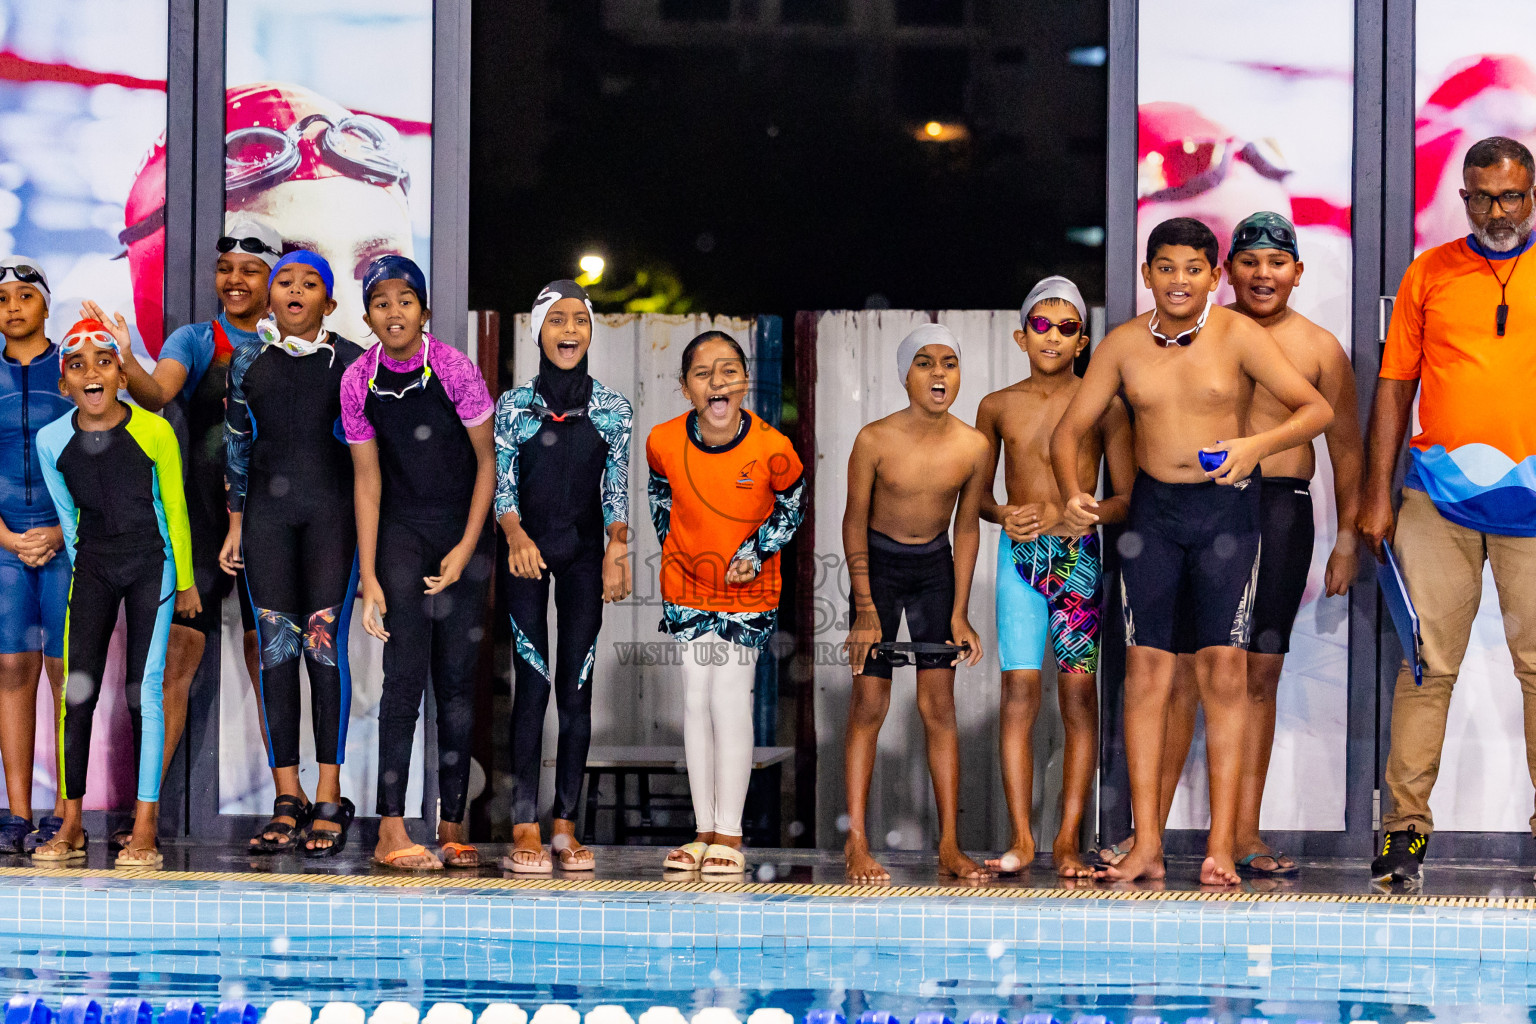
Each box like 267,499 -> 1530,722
2,936 -> 1534,1024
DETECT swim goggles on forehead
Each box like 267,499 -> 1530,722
217,235 -> 281,258
226,113 -> 412,205
367,336 -> 433,400
1232,221 -> 1298,255
1025,315 -> 1083,337
59,329 -> 120,366
0,264 -> 46,287
1139,136 -> 1290,203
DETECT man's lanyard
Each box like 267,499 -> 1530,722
1481,249 -> 1524,337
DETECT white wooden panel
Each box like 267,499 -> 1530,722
810,309 -> 1073,854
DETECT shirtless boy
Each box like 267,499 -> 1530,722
842,322 -> 992,883
1051,217 -> 1332,885
1149,212 -> 1362,876
975,276 -> 1135,878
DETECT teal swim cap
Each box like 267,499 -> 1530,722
1230,210 -> 1299,260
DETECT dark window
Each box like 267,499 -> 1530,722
894,48 -> 968,121
661,0 -> 731,21
894,0 -> 964,27
780,0 -> 846,24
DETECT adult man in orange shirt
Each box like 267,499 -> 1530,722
1361,136 -> 1536,883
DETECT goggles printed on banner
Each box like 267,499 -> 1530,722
225,113 -> 412,205
368,336 -> 434,400
1139,136 -> 1291,203
60,328 -> 120,364
119,113 -> 411,247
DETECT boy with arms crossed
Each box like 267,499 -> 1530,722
1051,217 -> 1331,885
842,323 -> 991,883
975,277 -> 1135,877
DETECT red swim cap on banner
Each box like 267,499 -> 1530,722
121,82 -> 412,357
1415,55 -> 1536,222
1137,101 -> 1290,205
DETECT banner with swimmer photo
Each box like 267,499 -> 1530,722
1137,0 -> 1355,832
209,0 -> 435,817
0,0 -> 170,810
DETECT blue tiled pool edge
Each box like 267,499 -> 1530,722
0,875 -> 1529,962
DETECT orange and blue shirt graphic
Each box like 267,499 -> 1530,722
645,410 -> 805,648
1383,235 -> 1536,536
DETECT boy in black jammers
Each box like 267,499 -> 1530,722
842,323 -> 991,884
1050,217 -> 1331,885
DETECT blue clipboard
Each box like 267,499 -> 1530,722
1379,541 -> 1423,686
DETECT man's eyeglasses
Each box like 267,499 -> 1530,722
217,236 -> 280,258
1462,190 -> 1533,216
1026,316 -> 1083,338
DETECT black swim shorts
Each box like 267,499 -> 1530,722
1120,471 -> 1261,653
851,529 -> 956,679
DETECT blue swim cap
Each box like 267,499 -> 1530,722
269,249 -> 335,296
362,254 -> 428,307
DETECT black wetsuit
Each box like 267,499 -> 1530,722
493,355 -> 632,825
344,341 -> 493,822
226,331 -> 365,768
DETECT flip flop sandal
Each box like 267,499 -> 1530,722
438,842 -> 480,868
699,843 -> 746,875
662,841 -> 708,872
499,844 -> 553,874
23,816 -> 62,854
1096,842 -> 1130,864
1236,851 -> 1300,877
0,814 -> 34,854
556,844 -> 596,872
1080,849 -> 1111,871
373,844 -> 443,871
33,832 -> 88,862
114,847 -> 164,870
250,795 -> 312,855
303,797 -> 356,859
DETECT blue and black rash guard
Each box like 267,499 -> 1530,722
493,376 -> 633,558
224,327 -> 365,769
0,341 -> 73,531
36,405 -> 193,804
225,329 -> 366,516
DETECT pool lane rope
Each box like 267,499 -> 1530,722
2,1000 -> 1316,1024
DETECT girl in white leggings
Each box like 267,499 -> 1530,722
645,331 -> 805,873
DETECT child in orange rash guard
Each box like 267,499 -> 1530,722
646,331 -> 804,875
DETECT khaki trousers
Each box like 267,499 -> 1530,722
1382,488 -> 1536,834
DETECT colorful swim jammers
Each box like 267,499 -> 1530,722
996,532 -> 1102,674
